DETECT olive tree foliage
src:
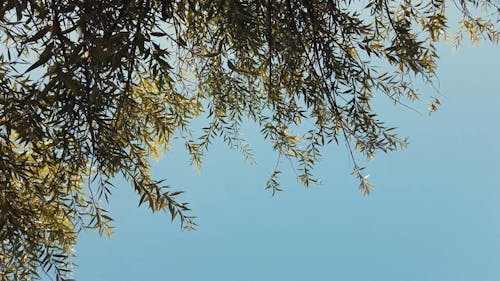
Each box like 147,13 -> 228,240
0,0 -> 497,280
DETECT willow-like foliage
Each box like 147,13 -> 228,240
0,1 -> 497,280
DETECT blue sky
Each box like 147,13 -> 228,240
68,36 -> 500,280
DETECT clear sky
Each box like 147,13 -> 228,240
68,34 -> 499,280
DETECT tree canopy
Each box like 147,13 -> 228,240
0,0 -> 497,280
